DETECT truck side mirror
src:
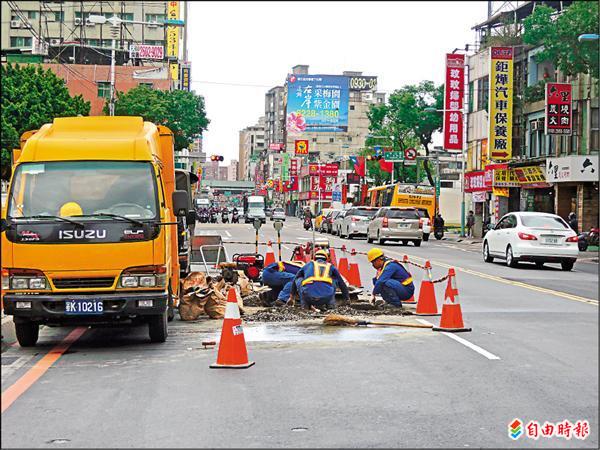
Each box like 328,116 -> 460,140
172,190 -> 189,217
0,218 -> 9,233
187,209 -> 196,224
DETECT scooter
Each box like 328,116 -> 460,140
209,210 -> 218,224
231,210 -> 239,223
303,216 -> 313,231
434,227 -> 444,240
578,227 -> 599,251
198,208 -> 209,224
221,209 -> 229,224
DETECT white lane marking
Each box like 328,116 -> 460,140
282,245 -> 291,251
415,319 -> 501,360
225,231 -> 231,237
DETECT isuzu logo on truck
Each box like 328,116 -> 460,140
59,229 -> 107,240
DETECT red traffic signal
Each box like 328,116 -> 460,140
210,155 -> 224,162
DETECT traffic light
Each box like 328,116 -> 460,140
210,155 -> 224,162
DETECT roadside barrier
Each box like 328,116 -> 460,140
338,245 -> 350,279
264,240 -> 276,266
432,268 -> 472,333
348,249 -> 363,288
415,260 -> 440,316
210,287 -> 255,369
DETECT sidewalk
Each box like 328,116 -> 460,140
440,233 -> 599,262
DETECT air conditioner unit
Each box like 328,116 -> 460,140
10,20 -> 21,28
74,17 -> 82,25
50,38 -> 61,45
363,92 -> 373,101
85,18 -> 95,26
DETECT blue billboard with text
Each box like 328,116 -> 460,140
286,74 -> 349,133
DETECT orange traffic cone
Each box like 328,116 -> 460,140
329,247 -> 337,267
347,249 -> 363,287
264,240 -> 275,266
402,255 -> 417,305
416,260 -> 440,316
432,268 -> 471,332
210,288 -> 255,368
338,245 -> 350,279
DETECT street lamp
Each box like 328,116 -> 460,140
578,34 -> 600,42
424,106 -> 468,237
87,14 -> 185,116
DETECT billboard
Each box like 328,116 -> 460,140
443,54 -> 465,151
545,83 -> 572,135
129,44 -> 164,60
286,75 -> 349,133
488,47 -> 514,161
166,1 -> 180,59
348,76 -> 377,91
294,139 -> 309,155
180,66 -> 190,90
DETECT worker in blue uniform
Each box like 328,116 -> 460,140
291,249 -> 350,310
367,248 -> 414,307
261,260 -> 305,306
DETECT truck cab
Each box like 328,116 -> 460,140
1,117 -> 189,346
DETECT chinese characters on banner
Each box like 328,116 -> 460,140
464,171 -> 492,192
545,83 -> 572,135
166,1 -> 179,59
281,153 -> 290,181
443,54 -> 465,151
488,47 -> 514,161
180,66 -> 190,90
294,139 -> 309,155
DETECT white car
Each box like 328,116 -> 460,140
339,206 -> 379,239
271,207 -> 286,221
483,212 -> 579,270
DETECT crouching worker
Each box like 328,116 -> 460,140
262,260 -> 306,306
367,248 -> 414,307
291,250 -> 349,310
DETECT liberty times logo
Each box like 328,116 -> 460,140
509,419 -> 523,440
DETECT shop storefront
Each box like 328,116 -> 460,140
298,163 -> 339,215
465,170 -> 493,237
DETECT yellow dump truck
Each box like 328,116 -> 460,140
0,116 -> 191,346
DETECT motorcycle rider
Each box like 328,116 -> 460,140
433,213 -> 445,239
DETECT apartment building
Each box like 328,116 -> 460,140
238,116 -> 265,181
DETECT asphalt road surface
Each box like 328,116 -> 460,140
1,218 -> 598,448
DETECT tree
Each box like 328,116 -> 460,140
523,2 -> 600,78
110,85 -> 210,150
1,63 -> 90,179
365,81 -> 444,186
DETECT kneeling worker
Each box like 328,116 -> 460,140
291,249 -> 349,310
367,248 -> 414,307
262,260 -> 306,305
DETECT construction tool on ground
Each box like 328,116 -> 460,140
323,314 -> 433,329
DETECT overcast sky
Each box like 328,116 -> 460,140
188,1 -> 491,164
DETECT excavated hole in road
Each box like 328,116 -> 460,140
244,304 -> 412,323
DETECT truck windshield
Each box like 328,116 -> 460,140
248,202 -> 264,209
8,161 -> 159,220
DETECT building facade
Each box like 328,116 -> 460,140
238,117 -> 265,181
264,86 -> 285,151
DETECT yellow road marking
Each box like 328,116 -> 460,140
385,249 -> 598,306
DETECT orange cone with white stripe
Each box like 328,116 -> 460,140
432,268 -> 471,332
329,247 -> 337,267
402,255 -> 417,304
416,260 -> 440,316
338,245 -> 350,279
347,249 -> 363,287
264,240 -> 276,266
210,288 -> 255,368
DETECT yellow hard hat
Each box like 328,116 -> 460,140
367,248 -> 384,263
315,249 -> 329,260
59,202 -> 83,217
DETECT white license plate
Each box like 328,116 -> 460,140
543,237 -> 559,245
65,299 -> 104,315
398,223 -> 411,229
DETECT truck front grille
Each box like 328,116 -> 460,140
52,277 -> 115,289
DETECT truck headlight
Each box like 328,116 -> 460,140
11,278 -> 29,290
120,276 -> 139,288
139,276 -> 156,287
118,265 -> 167,289
3,269 -> 50,291
28,278 -> 47,289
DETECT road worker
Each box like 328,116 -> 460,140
291,249 -> 349,310
367,248 -> 414,307
261,260 -> 306,306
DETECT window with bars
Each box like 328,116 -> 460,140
145,13 -> 165,23
10,37 -> 32,48
120,13 -> 134,21
97,82 -> 111,99
591,108 -> 599,152
476,76 -> 489,111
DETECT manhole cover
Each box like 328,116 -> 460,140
47,439 -> 71,444
1,356 -> 19,365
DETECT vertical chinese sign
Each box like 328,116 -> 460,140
443,54 -> 465,151
167,1 -> 179,58
488,47 -> 514,161
294,139 -> 309,155
545,83 -> 572,135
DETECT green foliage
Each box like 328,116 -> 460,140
1,63 -> 90,179
523,2 -> 600,77
110,85 -> 210,150
364,81 -> 444,186
522,80 -> 548,103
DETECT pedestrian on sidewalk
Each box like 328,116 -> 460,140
466,210 -> 475,238
367,248 -> 414,307
568,212 -> 578,232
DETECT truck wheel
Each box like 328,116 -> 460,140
15,321 -> 39,347
148,310 -> 168,343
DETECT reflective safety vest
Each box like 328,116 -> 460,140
376,259 -> 413,286
301,261 -> 333,286
278,261 -> 305,272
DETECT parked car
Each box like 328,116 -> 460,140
333,210 -> 348,236
271,207 -> 286,221
315,208 -> 333,231
483,212 -> 579,270
323,209 -> 342,234
416,208 -> 431,241
339,206 -> 379,239
367,207 -> 423,246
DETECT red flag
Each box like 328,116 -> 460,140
379,158 -> 393,173
355,156 -> 366,177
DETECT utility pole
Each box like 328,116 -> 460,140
109,22 -> 118,116
183,1 -> 189,62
